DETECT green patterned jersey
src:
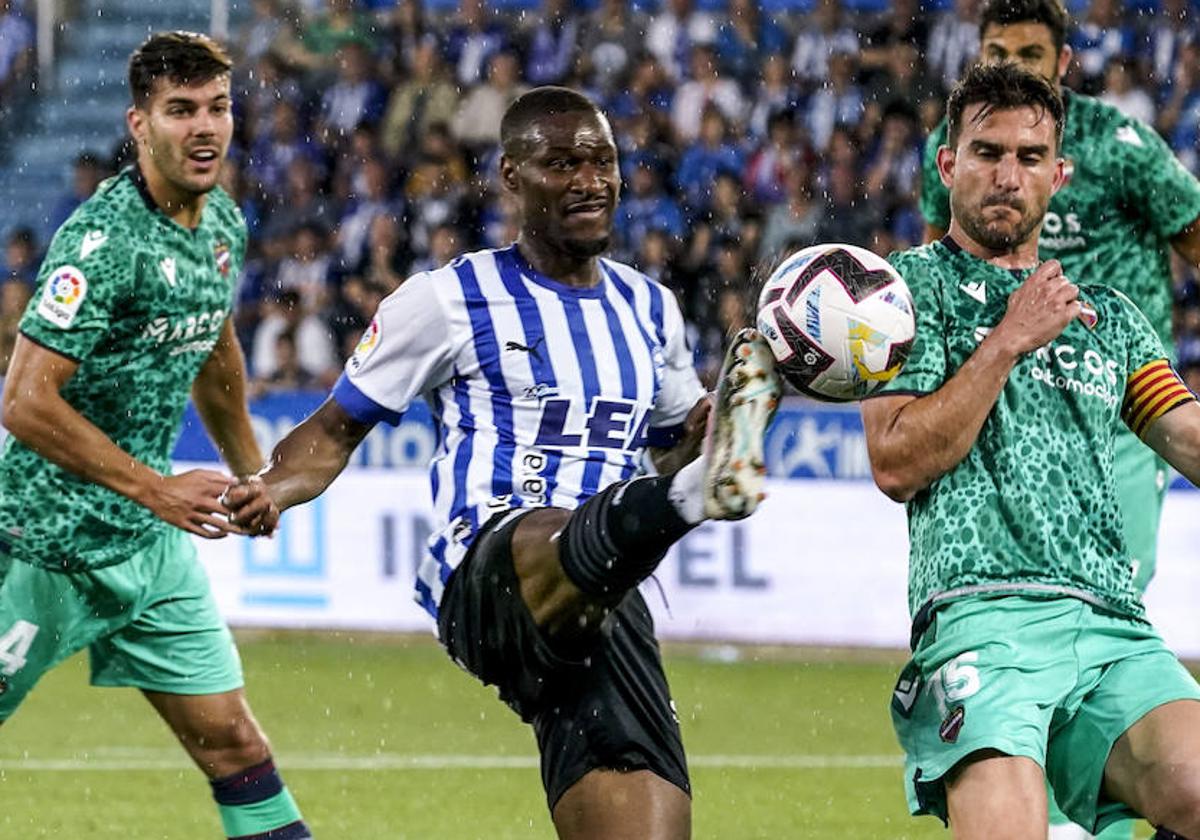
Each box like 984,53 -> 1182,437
920,91 -> 1200,349
0,166 -> 245,570
879,238 -> 1174,624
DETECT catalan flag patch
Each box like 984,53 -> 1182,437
1121,359 -> 1196,438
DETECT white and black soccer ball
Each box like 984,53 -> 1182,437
756,243 -> 916,402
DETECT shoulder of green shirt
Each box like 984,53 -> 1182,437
46,178 -> 141,259
888,240 -> 947,271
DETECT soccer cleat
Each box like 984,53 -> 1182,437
703,328 -> 782,520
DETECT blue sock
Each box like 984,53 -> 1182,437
209,757 -> 311,840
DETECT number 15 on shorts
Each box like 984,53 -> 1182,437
892,651 -> 982,719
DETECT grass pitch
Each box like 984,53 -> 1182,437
0,633 -> 1152,838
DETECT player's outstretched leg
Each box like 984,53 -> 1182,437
703,328 -> 782,521
145,689 -> 312,839
552,328 -> 781,615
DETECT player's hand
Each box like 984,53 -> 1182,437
677,393 -> 713,464
992,259 -> 1080,356
147,469 -> 247,539
649,395 -> 712,474
222,474 -> 281,537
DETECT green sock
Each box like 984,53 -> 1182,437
209,758 -> 311,839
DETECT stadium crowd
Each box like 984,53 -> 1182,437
4,0 -> 1200,394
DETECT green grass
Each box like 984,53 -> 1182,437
0,633 -> 1147,838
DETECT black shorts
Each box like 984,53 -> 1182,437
437,510 -> 690,810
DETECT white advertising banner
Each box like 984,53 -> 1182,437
195,468 -> 1200,656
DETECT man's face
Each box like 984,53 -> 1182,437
942,103 -> 1064,252
979,22 -> 1069,85
5,240 -> 31,269
128,74 -> 233,197
502,111 -> 620,259
74,163 -> 104,196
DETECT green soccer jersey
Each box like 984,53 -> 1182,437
920,90 -> 1200,349
0,166 -> 246,570
880,238 -> 1179,623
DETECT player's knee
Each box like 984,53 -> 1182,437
1145,763 -> 1200,837
187,713 -> 271,772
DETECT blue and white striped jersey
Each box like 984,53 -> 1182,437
332,245 -> 705,617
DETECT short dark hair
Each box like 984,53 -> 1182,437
128,31 -> 233,107
500,86 -> 601,160
75,150 -> 103,169
946,62 -> 1064,151
979,0 -> 1069,54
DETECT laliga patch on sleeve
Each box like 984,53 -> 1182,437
36,265 -> 89,328
347,316 -> 381,373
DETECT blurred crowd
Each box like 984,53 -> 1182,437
0,0 -> 34,110
4,0 -> 1200,394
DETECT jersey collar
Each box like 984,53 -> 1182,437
939,234 -> 1031,281
127,163 -> 160,214
507,244 -> 608,299
126,163 -> 211,234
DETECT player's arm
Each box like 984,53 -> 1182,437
1114,118 -> 1200,269
1171,214 -> 1200,267
226,398 -> 374,534
863,260 -> 1080,502
649,396 -> 710,474
1119,355 -> 1200,486
920,124 -> 950,244
191,317 -> 264,477
1141,402 -> 1200,487
2,336 -> 239,537
227,270 -> 456,533
645,282 -> 710,475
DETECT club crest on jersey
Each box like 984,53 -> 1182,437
939,705 -> 966,743
213,241 -> 231,277
348,317 -> 381,372
1078,299 -> 1099,329
1061,158 -> 1075,187
36,265 -> 88,328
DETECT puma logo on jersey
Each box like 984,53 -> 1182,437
959,280 -> 986,304
973,326 -> 993,344
160,257 -> 177,287
1115,125 -> 1144,147
505,336 -> 544,362
79,230 -> 107,260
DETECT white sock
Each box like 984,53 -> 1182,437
668,455 -> 708,525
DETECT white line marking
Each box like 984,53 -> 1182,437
0,752 -> 903,772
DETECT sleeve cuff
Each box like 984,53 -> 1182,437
332,373 -> 403,427
18,329 -> 84,363
646,422 -> 685,449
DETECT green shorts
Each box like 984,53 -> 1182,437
1113,425 -> 1168,595
891,595 -> 1200,834
0,528 -> 243,721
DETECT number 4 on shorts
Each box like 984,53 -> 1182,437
0,620 -> 39,676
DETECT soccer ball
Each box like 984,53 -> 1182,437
756,243 -> 916,402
